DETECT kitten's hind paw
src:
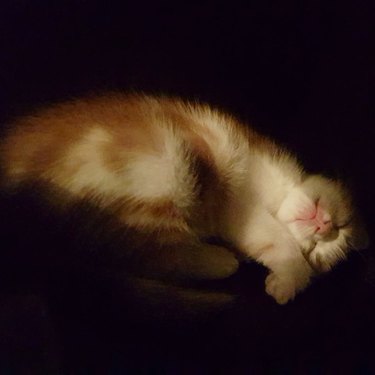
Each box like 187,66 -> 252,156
265,273 -> 296,305
134,242 -> 239,282
186,244 -> 239,280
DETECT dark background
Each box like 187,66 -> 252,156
0,1 -> 374,373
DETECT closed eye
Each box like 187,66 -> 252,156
334,217 -> 353,229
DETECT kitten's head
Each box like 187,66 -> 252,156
277,175 -> 369,272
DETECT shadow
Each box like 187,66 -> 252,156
0,185 -> 373,373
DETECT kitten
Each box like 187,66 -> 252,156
0,93 -> 368,304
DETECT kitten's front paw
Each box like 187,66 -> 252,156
265,273 -> 296,305
304,243 -> 334,273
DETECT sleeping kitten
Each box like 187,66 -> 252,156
0,93 -> 368,304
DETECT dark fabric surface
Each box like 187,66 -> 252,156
0,1 -> 374,373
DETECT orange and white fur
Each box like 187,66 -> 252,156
0,93 -> 368,304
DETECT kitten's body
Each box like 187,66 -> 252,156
0,93 -> 367,304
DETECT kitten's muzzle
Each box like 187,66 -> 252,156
314,220 -> 332,235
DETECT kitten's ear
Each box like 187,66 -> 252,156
349,216 -> 370,250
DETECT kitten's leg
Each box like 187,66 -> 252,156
240,212 -> 314,304
124,230 -> 239,281
138,242 -> 239,281
262,246 -> 313,304
262,248 -> 312,305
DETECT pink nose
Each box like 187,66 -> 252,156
316,220 -> 332,235
314,202 -> 332,235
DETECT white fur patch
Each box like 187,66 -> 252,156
121,128 -> 196,208
49,127 -> 123,198
46,126 -> 197,211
